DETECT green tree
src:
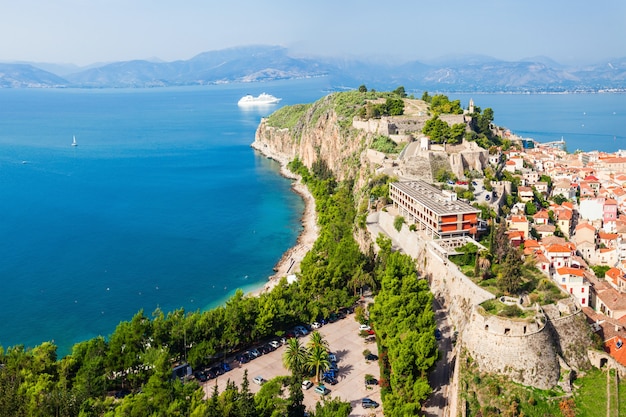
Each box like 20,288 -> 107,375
313,397 -> 352,417
497,247 -> 523,294
286,376 -> 306,417
238,370 -> 256,417
283,338 -> 307,378
393,86 -> 407,98
358,84 -> 367,93
307,331 -> 329,353
306,345 -> 330,384
525,200 -> 537,215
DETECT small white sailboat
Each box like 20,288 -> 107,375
71,135 -> 77,147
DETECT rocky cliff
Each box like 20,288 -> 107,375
251,94 -> 371,185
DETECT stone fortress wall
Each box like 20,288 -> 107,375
375,210 -> 592,389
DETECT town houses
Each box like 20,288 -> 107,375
497,141 -> 626,366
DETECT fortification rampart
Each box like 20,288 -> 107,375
375,210 -> 592,389
463,307 -> 560,389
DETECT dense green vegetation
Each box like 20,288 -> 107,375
370,236 -> 437,416
370,134 -> 404,153
462,358 -> 626,417
459,349 -> 565,416
266,103 -> 311,129
449,222 -> 566,304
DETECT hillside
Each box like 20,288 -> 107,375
2,45 -> 626,91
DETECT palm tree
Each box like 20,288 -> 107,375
306,345 -> 330,384
283,337 -> 307,378
348,267 -> 376,296
307,330 -> 329,351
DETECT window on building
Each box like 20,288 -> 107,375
581,287 -> 585,293
582,298 -> 586,305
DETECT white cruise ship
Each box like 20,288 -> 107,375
237,93 -> 281,106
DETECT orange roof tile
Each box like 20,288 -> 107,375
547,244 -> 571,253
599,232 -> 619,240
556,266 -> 585,277
525,239 -> 540,248
606,268 -> 622,286
605,337 -> 626,367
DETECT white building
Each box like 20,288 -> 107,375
578,197 -> 604,223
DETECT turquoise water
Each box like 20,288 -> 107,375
0,79 -> 332,354
1,80 -> 624,356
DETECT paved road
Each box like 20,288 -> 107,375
201,310 -> 383,416
423,297 -> 455,417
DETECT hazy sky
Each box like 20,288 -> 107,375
2,0 -> 625,66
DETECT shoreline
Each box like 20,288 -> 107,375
249,146 -> 319,296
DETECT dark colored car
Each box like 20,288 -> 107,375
322,375 -> 338,385
362,398 -> 379,409
434,329 -> 442,341
365,353 -> 378,361
210,366 -> 223,376
365,377 -> 378,386
194,371 -> 207,382
221,362 -> 231,372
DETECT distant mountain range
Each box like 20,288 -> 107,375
1,45 -> 625,92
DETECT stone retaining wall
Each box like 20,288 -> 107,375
375,209 -> 592,389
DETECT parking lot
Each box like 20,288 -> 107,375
200,311 -> 383,416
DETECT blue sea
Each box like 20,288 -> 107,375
1,79 -> 625,356
449,93 -> 626,153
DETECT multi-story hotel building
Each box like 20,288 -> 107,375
389,180 -> 481,239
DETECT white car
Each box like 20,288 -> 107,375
302,380 -> 313,390
359,324 -> 371,331
253,376 -> 266,385
269,340 -> 281,349
311,322 -> 322,329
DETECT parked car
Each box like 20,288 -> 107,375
362,398 -> 379,409
194,372 -> 207,382
434,329 -> 442,341
359,324 -> 371,331
205,368 -> 217,379
311,321 -> 322,329
365,353 -> 378,361
323,369 -> 337,379
365,376 -> 378,386
269,340 -> 281,349
302,380 -> 313,390
328,353 -> 337,362
314,385 -> 330,395
210,365 -> 223,376
253,376 -> 266,385
221,362 -> 231,372
249,348 -> 261,358
322,375 -> 338,385
294,325 -> 308,335
236,352 -> 250,364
